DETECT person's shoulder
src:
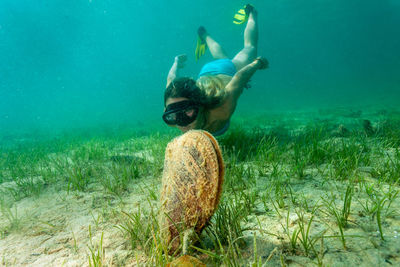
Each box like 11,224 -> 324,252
208,98 -> 231,117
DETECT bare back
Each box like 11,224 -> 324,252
199,74 -> 237,133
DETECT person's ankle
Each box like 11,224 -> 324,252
245,4 -> 254,15
198,26 -> 207,39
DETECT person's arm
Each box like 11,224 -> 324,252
216,57 -> 268,118
225,57 -> 268,100
166,54 -> 187,88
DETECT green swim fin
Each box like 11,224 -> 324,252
195,26 -> 207,61
233,4 -> 253,24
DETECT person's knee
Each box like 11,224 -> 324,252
242,45 -> 257,58
244,45 -> 256,50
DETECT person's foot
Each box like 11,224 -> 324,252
254,57 -> 269,69
197,26 -> 207,41
245,4 -> 253,14
245,4 -> 257,16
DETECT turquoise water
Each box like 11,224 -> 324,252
0,0 -> 399,134
1,2 -> 400,265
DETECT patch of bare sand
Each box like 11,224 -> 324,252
0,178 -> 159,267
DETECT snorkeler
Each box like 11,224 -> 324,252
163,4 -> 268,136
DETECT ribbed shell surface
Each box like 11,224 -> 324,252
160,130 -> 224,253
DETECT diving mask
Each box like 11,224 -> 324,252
163,100 -> 200,127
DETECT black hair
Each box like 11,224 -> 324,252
164,77 -> 219,108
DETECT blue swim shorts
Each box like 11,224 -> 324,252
198,59 -> 237,77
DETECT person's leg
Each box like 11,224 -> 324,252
198,26 -> 228,59
232,6 -> 258,71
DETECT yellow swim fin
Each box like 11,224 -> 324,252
233,4 -> 253,24
233,8 -> 247,24
195,27 -> 207,61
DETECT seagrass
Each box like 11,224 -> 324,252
160,130 -> 224,254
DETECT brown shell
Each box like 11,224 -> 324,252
166,255 -> 206,267
160,130 -> 224,253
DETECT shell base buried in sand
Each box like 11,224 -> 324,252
160,130 -> 224,254
166,255 -> 206,267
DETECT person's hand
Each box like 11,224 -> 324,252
253,56 -> 269,69
175,54 -> 187,69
